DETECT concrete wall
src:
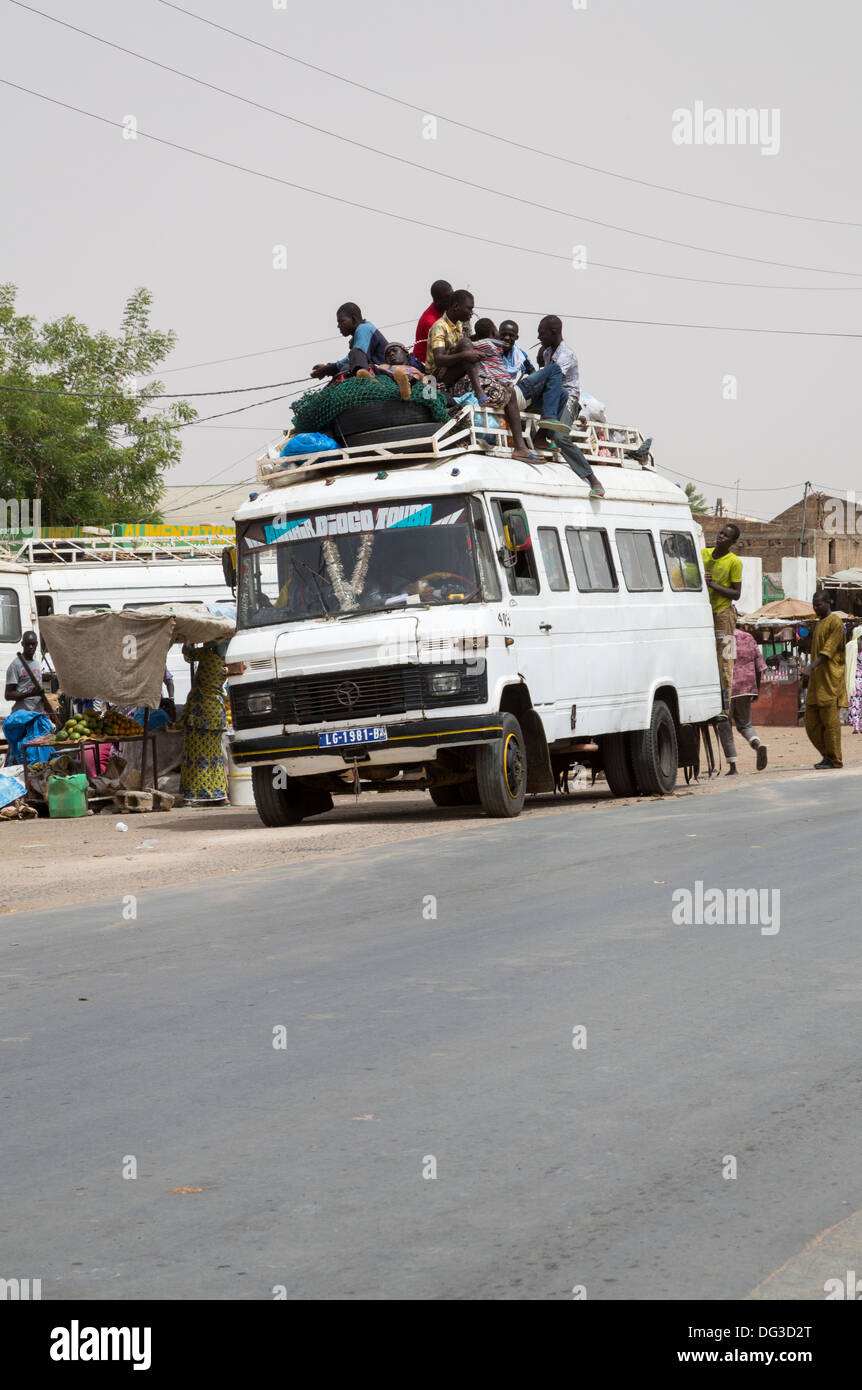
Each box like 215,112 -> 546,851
781,556 -> 817,602
739,557 -> 762,615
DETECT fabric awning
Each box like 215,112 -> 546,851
40,609 -> 234,706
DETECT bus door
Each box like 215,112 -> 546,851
490,498 -> 555,712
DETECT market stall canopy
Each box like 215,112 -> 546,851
741,598 -> 816,623
40,609 -> 234,707
822,568 -> 862,587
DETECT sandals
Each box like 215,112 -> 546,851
512,448 -> 541,462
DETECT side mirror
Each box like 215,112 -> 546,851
222,545 -> 237,592
503,510 -> 530,551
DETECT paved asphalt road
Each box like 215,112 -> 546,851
2,772 -> 859,1301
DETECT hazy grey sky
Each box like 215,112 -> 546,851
2,0 -> 860,521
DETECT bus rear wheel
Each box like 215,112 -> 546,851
475,714 -> 527,818
429,784 -> 463,808
629,700 -> 678,796
600,732 -> 637,797
252,766 -> 333,826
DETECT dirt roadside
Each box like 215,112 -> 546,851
2,723 -> 860,916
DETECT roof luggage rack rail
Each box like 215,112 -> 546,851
257,405 -> 653,487
2,534 -> 230,565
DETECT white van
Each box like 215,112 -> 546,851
225,410 -> 722,822
0,561 -> 40,720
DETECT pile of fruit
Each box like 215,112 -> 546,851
55,709 -> 144,742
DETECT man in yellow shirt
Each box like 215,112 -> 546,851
702,523 -> 743,716
805,589 -> 846,768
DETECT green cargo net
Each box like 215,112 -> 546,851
292,373 -> 450,435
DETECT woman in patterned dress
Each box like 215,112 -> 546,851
846,628 -> 862,733
178,642 -> 228,803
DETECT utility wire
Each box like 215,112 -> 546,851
485,307 -> 862,340
167,390 -> 301,428
156,0 -> 862,230
159,321 -> 416,375
3,78 -> 861,289
8,3 -> 860,288
0,375 -> 311,400
659,464 -> 808,493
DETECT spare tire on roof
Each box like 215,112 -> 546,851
341,421 -> 442,449
332,399 -> 435,445
291,373 -> 449,436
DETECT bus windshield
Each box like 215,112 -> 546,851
236,495 -> 499,628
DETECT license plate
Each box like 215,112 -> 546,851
318,726 -> 388,748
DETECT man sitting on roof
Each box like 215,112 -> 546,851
413,279 -> 453,367
310,303 -> 388,381
498,320 -> 537,380
424,288 -> 478,390
357,342 -> 431,400
498,319 -> 567,439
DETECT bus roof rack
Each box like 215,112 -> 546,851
257,405 -> 654,489
2,534 -> 230,565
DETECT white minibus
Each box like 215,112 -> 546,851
225,410 -> 722,822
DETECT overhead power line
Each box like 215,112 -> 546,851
0,376 -> 311,400
8,3 -> 860,287
156,0 -> 862,230
159,321 -> 416,375
485,307 -> 862,340
3,78 -> 861,289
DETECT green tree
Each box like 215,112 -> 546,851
0,284 -> 195,526
684,481 -> 708,513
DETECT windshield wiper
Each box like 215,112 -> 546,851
289,553 -> 334,615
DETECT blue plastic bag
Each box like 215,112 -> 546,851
279,432 -> 339,460
0,769 -> 26,809
2,709 -> 54,764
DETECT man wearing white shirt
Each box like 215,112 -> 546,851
537,315 -> 580,403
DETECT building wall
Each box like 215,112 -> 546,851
700,515 -> 862,577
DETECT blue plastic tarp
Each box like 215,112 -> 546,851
2,709 -> 54,764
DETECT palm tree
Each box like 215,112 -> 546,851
684,482 -> 708,513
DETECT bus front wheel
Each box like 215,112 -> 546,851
252,766 -> 333,827
475,714 -> 527,818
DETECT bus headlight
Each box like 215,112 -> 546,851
428,672 -> 462,696
246,693 -> 273,715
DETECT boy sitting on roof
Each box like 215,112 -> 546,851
310,302 -> 388,381
465,318 -> 540,462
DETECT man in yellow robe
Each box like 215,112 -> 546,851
804,590 -> 846,769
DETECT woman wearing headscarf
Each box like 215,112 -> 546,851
846,626 -> 862,733
178,641 -> 228,804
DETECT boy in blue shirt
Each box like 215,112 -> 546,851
310,302 -> 388,380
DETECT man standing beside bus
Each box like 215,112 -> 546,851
702,522 -> 743,716
804,589 -> 846,769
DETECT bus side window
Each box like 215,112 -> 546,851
0,588 -> 22,642
660,531 -> 702,591
615,530 -> 663,592
493,498 -> 540,596
537,528 -> 569,591
565,528 -> 618,592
